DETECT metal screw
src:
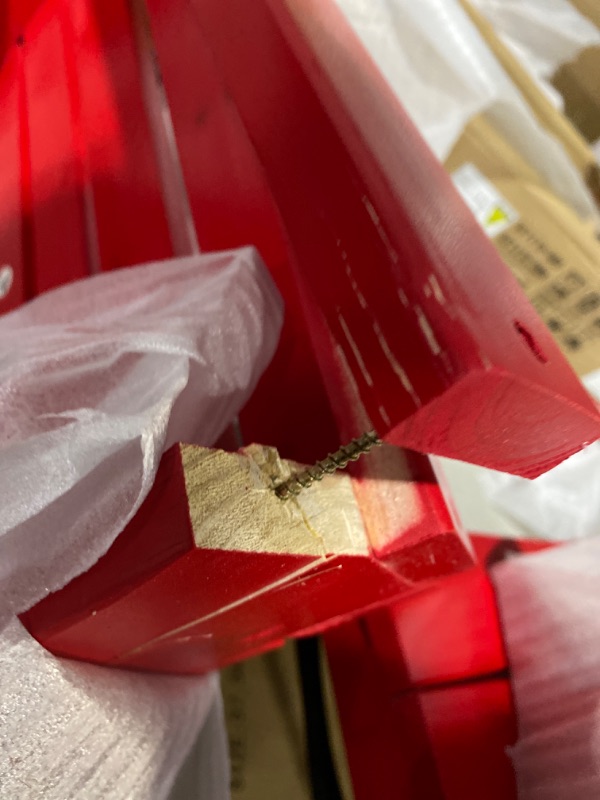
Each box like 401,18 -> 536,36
274,431 -> 382,500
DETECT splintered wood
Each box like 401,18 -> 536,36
181,443 -> 369,557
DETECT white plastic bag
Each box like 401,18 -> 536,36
0,246 -> 282,617
493,535 -> 600,797
470,0 -> 600,98
334,0 -> 596,218
0,247 -> 283,799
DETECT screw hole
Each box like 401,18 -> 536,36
514,320 -> 547,364
15,35 -> 24,47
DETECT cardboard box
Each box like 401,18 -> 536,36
446,113 -> 600,376
569,0 -> 600,32
552,2 -> 600,148
552,46 -> 600,146
221,641 -> 354,800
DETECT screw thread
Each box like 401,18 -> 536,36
274,431 -> 381,500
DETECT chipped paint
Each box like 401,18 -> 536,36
334,343 -> 376,432
429,274 -> 446,305
338,313 -> 374,387
397,288 -> 409,308
344,263 -> 368,310
379,404 -> 391,427
356,290 -> 368,310
415,305 -> 442,355
372,321 -> 422,408
362,195 -> 399,264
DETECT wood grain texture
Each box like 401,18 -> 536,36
182,444 -> 369,556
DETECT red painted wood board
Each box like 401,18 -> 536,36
9,0 -> 467,677
5,0 -> 600,476
323,536 -> 552,799
20,442 -> 473,675
145,0 -> 341,467
324,619 -> 448,800
6,0 -> 173,289
345,535 -> 553,693
421,679 -> 518,800
20,2 -> 89,292
142,0 -> 600,476
363,567 -> 508,694
65,0 -> 173,271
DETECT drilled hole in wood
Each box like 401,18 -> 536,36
514,321 -> 548,364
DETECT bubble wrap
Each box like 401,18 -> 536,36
493,538 -> 600,799
0,247 -> 283,798
0,618 -> 220,800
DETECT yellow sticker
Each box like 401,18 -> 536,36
452,164 -> 519,237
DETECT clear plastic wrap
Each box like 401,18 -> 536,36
334,0 -> 596,218
471,0 -> 600,94
494,535 -> 600,798
0,247 -> 283,799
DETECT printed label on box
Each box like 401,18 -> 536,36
452,163 -> 519,237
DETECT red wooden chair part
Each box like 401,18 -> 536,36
324,535 -> 553,800
0,0 -> 594,679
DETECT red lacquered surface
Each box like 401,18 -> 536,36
151,0 -> 600,476
326,619 -> 446,800
325,672 -> 517,800
362,536 -> 554,694
364,568 -> 507,693
0,1 -> 44,62
421,679 -> 518,800
1,0 -> 589,685
323,535 -> 544,800
324,536 -> 556,800
22,2 -> 89,291
10,0 -> 470,676
66,0 -> 173,272
2,0 -> 600,474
